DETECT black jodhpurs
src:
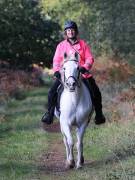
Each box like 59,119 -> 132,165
87,77 -> 102,115
48,79 -> 61,114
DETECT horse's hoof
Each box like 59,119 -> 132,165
65,160 -> 75,169
76,164 -> 83,169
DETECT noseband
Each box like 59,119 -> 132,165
65,75 -> 80,87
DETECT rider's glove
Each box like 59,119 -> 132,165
54,71 -> 61,79
79,67 -> 88,74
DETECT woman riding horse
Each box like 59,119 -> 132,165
41,20 -> 106,125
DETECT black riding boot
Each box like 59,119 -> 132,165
41,80 -> 61,124
88,77 -> 106,125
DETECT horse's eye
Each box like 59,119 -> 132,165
63,67 -> 65,70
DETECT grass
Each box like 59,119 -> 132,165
0,87 -> 50,180
0,81 -> 135,179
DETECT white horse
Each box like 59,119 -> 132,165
55,52 -> 93,169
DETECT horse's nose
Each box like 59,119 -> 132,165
70,82 -> 76,90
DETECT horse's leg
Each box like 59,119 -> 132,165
60,122 -> 75,169
63,135 -> 69,161
76,123 -> 87,169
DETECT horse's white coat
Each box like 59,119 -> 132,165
55,53 -> 93,169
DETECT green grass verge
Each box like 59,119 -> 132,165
0,87 -> 51,180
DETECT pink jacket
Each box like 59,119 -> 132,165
53,39 -> 94,78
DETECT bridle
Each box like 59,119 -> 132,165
62,59 -> 81,89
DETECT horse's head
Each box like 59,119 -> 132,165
61,52 -> 80,92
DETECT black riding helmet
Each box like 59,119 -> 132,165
64,20 -> 78,34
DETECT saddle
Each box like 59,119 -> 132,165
55,79 -> 93,115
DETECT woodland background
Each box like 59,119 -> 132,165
0,0 -> 134,69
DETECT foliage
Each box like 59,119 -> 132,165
0,0 -> 134,68
0,0 -> 61,69
41,0 -> 135,61
84,0 -> 135,58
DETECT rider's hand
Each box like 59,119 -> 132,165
54,71 -> 61,79
79,67 -> 88,74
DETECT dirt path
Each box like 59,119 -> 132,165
41,122 -> 67,175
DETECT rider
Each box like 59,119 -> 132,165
41,20 -> 106,125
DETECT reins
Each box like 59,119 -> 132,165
67,39 -> 84,61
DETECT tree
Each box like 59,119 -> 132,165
0,0 -> 61,69
41,0 -> 135,61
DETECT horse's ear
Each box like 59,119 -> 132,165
64,52 -> 67,59
75,52 -> 79,60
